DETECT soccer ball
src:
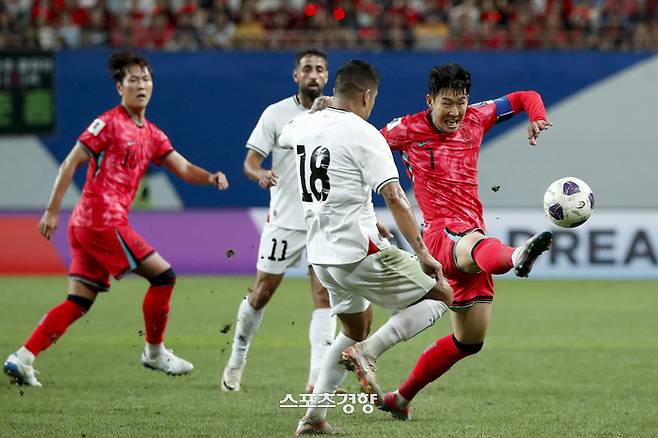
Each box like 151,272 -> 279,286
543,177 -> 594,228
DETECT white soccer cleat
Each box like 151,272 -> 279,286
221,361 -> 245,392
4,353 -> 42,387
141,348 -> 193,376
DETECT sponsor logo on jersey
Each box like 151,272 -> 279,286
386,117 -> 402,130
87,118 -> 106,136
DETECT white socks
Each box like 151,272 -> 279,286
145,342 -> 165,359
16,346 -> 35,366
227,298 -> 264,368
512,247 -> 522,266
306,333 -> 357,422
360,299 -> 449,359
308,308 -> 337,385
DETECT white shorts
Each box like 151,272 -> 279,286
256,223 -> 306,275
313,246 -> 436,315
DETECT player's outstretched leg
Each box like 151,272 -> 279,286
4,293 -> 93,387
222,271 -> 282,392
513,231 -> 553,278
295,332 -> 357,436
140,268 -> 193,376
221,297 -> 264,391
306,269 -> 336,392
340,299 -> 449,403
388,334 -> 483,420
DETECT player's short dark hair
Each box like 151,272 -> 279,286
295,49 -> 328,68
429,63 -> 471,97
108,51 -> 152,83
333,60 -> 379,98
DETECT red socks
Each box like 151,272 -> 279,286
471,237 -> 515,275
24,299 -> 88,356
398,334 -> 474,401
142,284 -> 174,344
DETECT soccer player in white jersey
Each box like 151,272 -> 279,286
221,50 -> 335,393
279,60 -> 454,435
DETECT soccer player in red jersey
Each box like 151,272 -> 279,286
3,52 -> 229,387
348,63 -> 555,419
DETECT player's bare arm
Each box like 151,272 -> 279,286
163,151 -> 228,189
380,181 -> 444,279
243,149 -> 278,189
39,141 -> 90,240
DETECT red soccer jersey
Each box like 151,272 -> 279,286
70,105 -> 174,227
381,98 -> 509,233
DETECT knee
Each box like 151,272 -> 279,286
452,334 -> 483,355
67,295 -> 94,313
428,279 -> 453,306
148,268 -> 176,286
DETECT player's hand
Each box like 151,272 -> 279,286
310,96 -> 333,113
376,222 -> 393,240
527,119 -> 552,145
417,252 -> 443,279
258,170 -> 278,189
38,210 -> 59,240
210,171 -> 229,190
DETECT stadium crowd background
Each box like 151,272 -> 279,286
1,0 -> 657,51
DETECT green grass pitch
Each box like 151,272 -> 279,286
0,276 -> 656,437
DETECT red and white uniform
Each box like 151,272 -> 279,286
68,105 -> 174,290
381,92 -> 546,307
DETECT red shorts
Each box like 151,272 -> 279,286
424,226 -> 494,309
68,225 -> 155,291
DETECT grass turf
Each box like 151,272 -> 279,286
0,276 -> 656,437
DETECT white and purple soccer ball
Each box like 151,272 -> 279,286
543,177 -> 594,228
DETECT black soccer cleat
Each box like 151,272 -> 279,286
514,231 -> 553,278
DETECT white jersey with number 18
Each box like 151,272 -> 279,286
279,107 -> 400,265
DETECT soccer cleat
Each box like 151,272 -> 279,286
3,353 -> 42,387
379,392 -> 412,421
141,348 -> 193,376
295,417 -> 342,435
340,344 -> 383,405
221,361 -> 245,392
514,231 -> 553,278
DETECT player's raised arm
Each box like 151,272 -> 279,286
162,151 -> 228,189
506,91 -> 552,145
243,149 -> 278,189
39,141 -> 90,240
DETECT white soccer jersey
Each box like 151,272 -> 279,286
246,95 -> 307,230
279,107 -> 400,265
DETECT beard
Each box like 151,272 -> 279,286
301,84 -> 323,102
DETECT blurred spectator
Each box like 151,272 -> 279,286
0,0 -> 656,51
